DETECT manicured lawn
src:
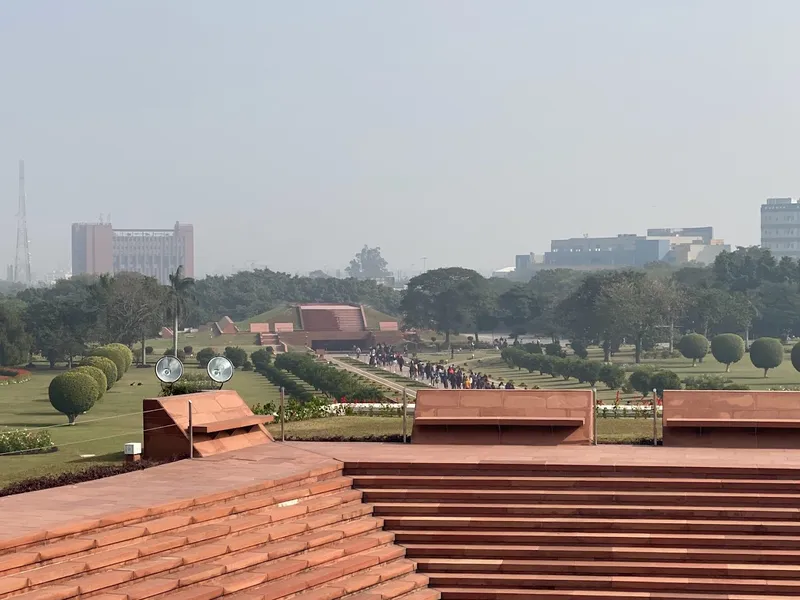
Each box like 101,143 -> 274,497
0,364 -> 284,486
266,415 -> 657,444
268,416 -> 408,439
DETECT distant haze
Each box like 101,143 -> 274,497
1,0 -> 798,278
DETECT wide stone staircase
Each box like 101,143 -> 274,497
0,465 -> 437,600
348,461 -> 800,599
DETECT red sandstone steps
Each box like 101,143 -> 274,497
373,501 -> 800,521
426,572 -> 800,595
351,474 -> 800,492
359,487 -> 800,507
344,462 -> 800,479
0,466 -> 437,600
393,529 -> 800,549
0,476 -> 361,577
383,515 -> 800,535
414,557 -> 800,579
0,464 -> 347,557
0,500 -> 381,596
403,543 -> 800,565
436,589 -> 799,600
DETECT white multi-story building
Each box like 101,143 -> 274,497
761,198 -> 800,259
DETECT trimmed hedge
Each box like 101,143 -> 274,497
106,343 -> 134,372
275,353 -> 385,401
80,356 -> 117,390
501,347 -> 626,390
72,365 -> 108,400
256,364 -> 316,402
90,346 -> 126,381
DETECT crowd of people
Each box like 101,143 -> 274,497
355,343 -> 516,390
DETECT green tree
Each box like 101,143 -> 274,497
498,285 -> 542,340
401,267 -> 488,346
595,275 -> 671,363
103,273 -> 167,364
749,337 -> 784,377
710,334 -> 745,372
49,371 -> 99,424
0,298 -> 31,366
345,245 -> 391,280
557,271 -> 640,362
678,333 -> 709,366
168,266 -> 196,358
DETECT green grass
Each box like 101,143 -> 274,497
413,346 -> 800,402
265,415 -> 657,444
267,416 -> 407,439
0,363 -> 285,486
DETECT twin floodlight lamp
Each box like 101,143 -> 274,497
154,354 -> 235,389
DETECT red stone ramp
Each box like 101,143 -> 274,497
143,390 -> 274,461
0,445 -> 438,600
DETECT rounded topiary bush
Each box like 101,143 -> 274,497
91,346 -> 126,381
183,346 -> 193,356
80,356 -> 117,390
678,333 -> 709,366
711,333 -> 746,372
650,370 -> 682,398
106,343 -> 133,372
72,365 -> 107,400
196,347 -> 217,369
145,346 -> 154,355
749,337 -> 784,377
49,371 -> 99,424
792,341 -> 800,373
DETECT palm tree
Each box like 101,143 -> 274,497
168,266 -> 195,358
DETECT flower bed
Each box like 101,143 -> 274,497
0,368 -> 32,385
0,428 -> 54,455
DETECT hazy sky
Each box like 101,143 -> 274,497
2,0 -> 799,278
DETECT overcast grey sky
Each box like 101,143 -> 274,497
2,0 -> 799,278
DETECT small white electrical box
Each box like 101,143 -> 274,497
124,442 -> 142,455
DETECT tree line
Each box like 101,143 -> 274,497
0,266 -> 401,368
2,245 -> 800,369
401,247 -> 800,362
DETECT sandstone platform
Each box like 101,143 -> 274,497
4,443 -> 800,599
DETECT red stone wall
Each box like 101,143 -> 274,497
662,389 -> 800,448
412,389 -> 594,445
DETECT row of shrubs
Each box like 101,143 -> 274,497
501,347 -> 627,389
0,367 -> 32,385
502,346 -> 751,398
47,343 -> 135,424
677,333 -> 800,378
275,353 -> 386,401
